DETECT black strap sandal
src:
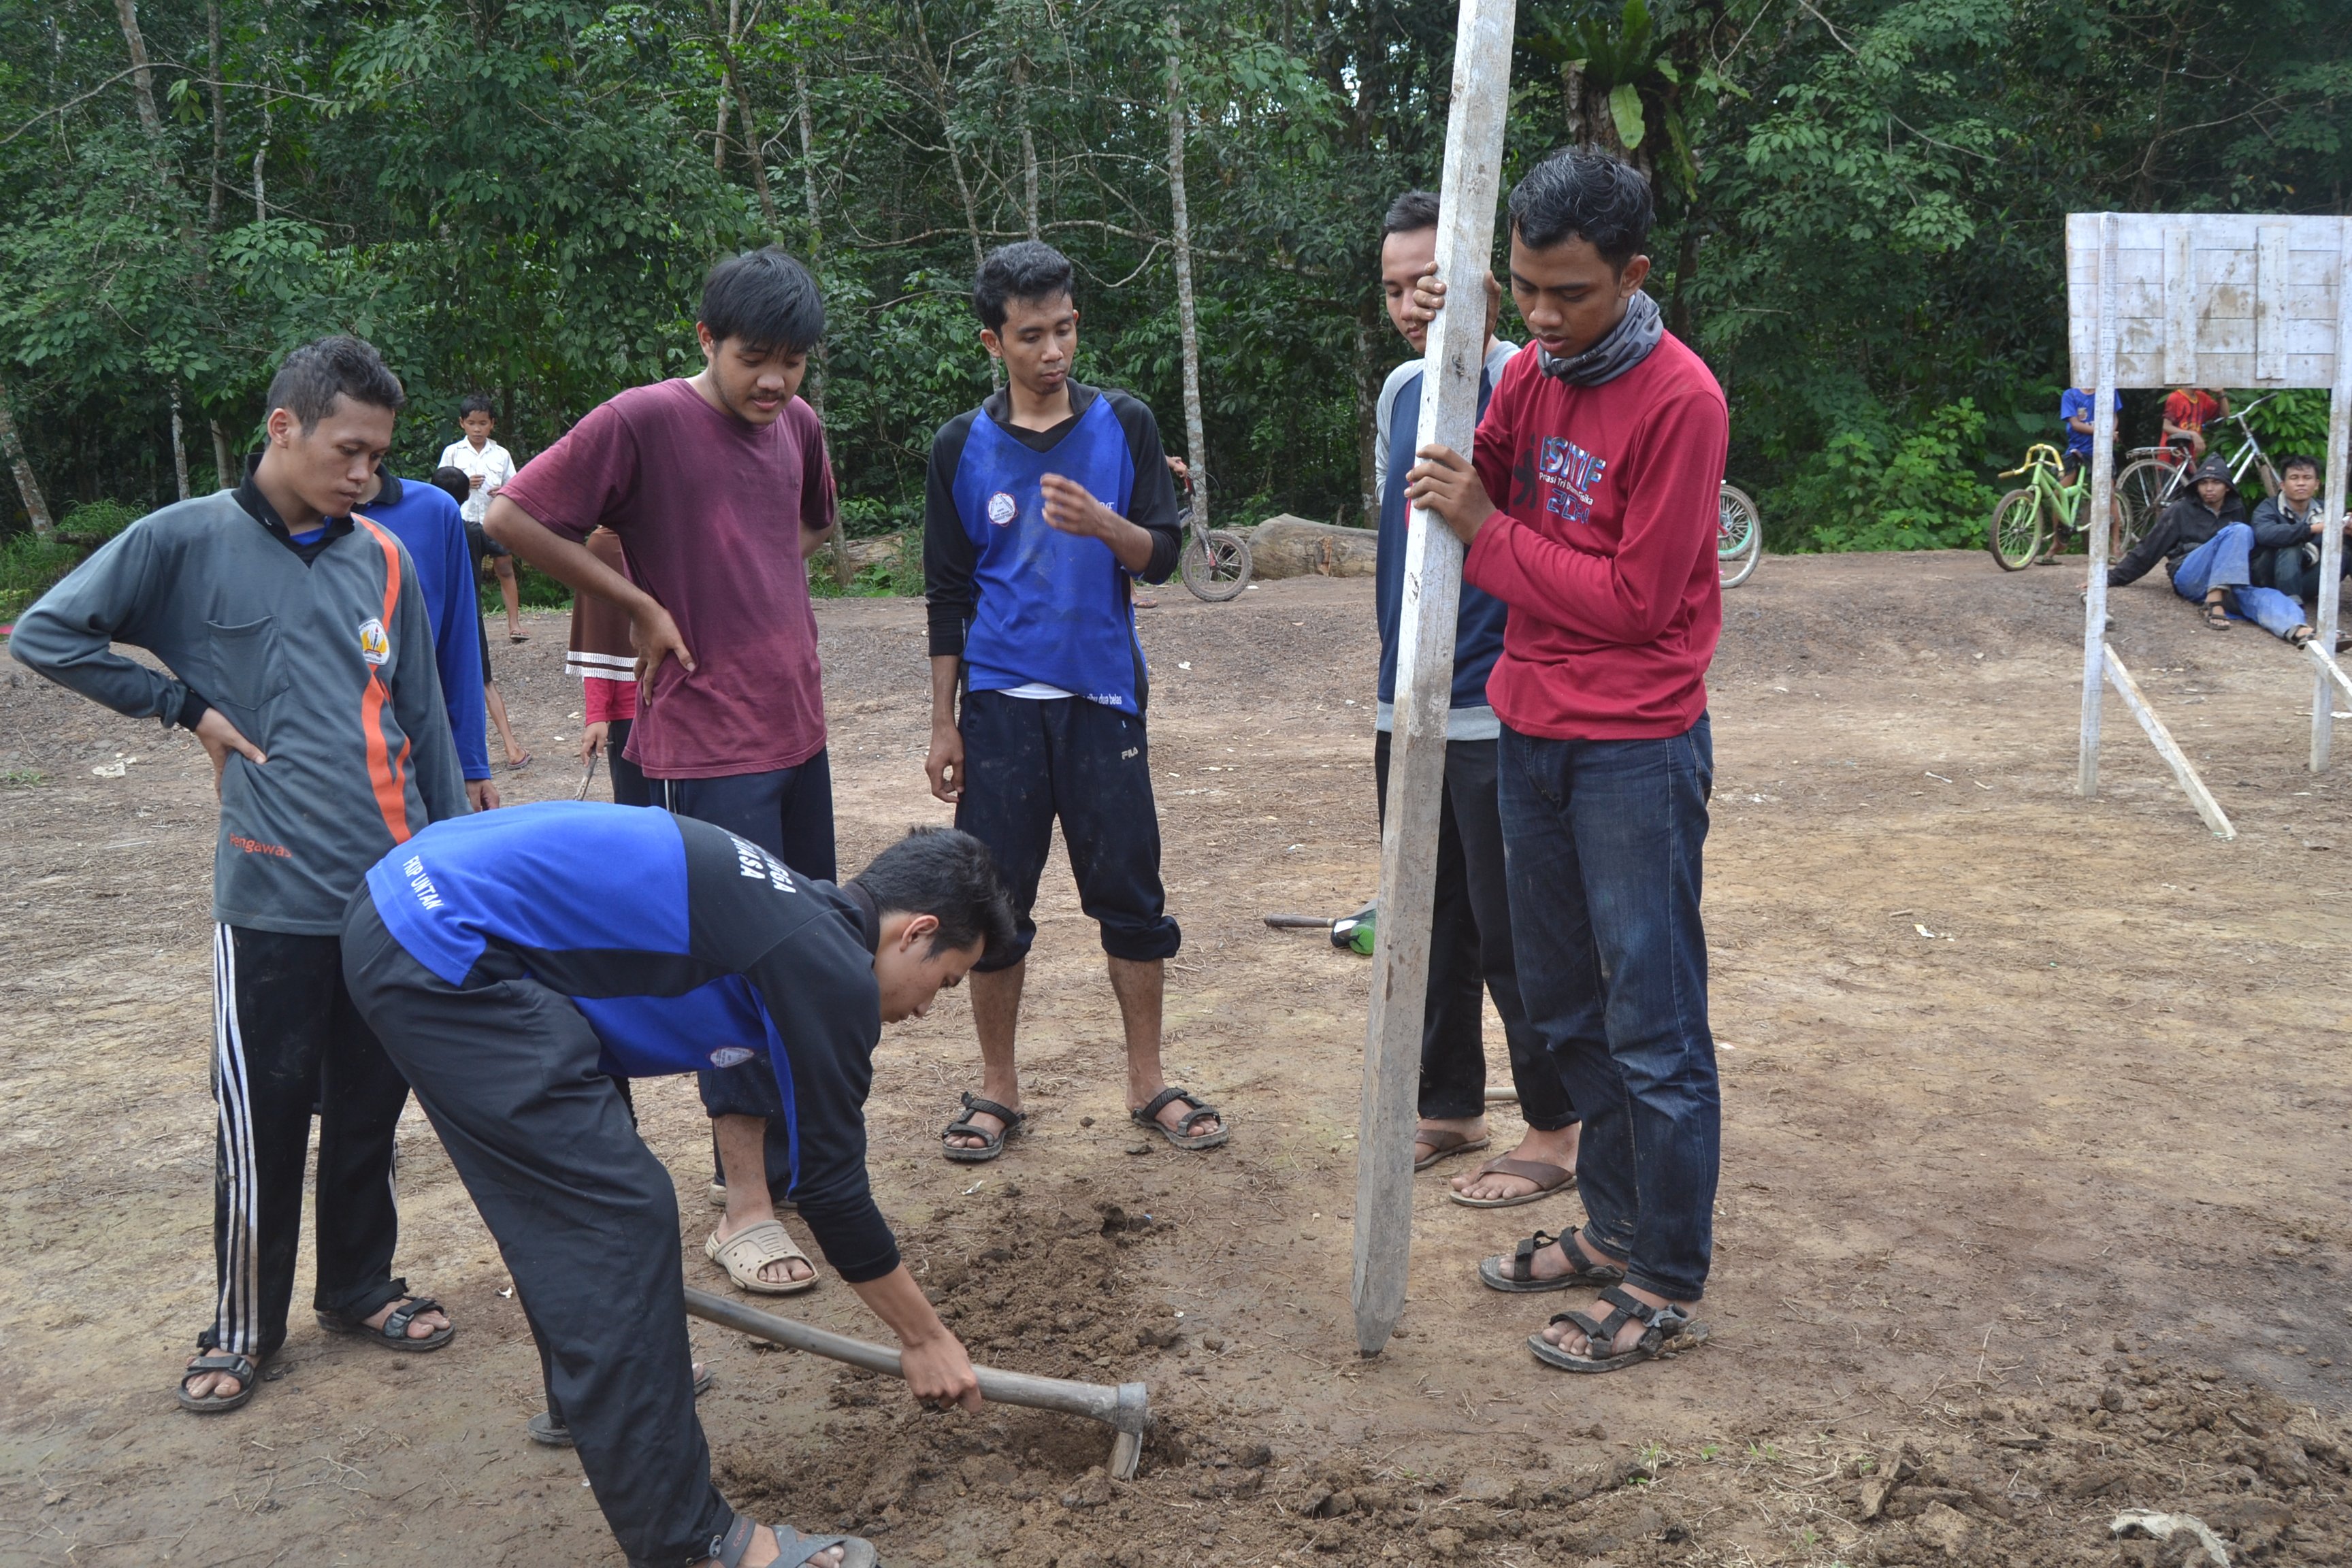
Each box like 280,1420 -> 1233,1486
1529,1286 -> 1709,1374
942,1092 -> 1025,1164
1133,1087 -> 1230,1150
1478,1227 -> 1628,1294
177,1350 -> 263,1414
316,1288 -> 455,1352
713,1516 -> 879,1568
2203,600 -> 2234,630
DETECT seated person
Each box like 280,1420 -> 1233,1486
2251,453 -> 2350,606
2059,385 -> 2120,482
2108,455 -> 2316,646
2162,386 -> 2225,460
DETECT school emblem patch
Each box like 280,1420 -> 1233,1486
708,1047 -> 756,1068
987,491 -> 1018,527
357,617 -> 391,666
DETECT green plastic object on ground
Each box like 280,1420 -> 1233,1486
1332,902 -> 1377,955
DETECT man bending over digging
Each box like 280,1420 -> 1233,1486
343,808 -> 1011,1568
922,240 -> 1227,1160
11,336 -> 466,1411
1405,148 -> 1724,1373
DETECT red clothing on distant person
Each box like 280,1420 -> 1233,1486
2164,388 -> 2221,436
502,380 -> 835,779
1465,331 -> 1728,740
568,527 -> 639,727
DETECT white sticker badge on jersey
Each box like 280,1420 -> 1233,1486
987,491 -> 1017,527
708,1047 -> 756,1068
357,617 -> 391,666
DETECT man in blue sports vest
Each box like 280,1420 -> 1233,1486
1373,191 -> 1582,1213
921,240 -> 1228,1162
343,808 -> 1015,1568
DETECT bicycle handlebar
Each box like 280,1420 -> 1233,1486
2000,442 -> 2063,479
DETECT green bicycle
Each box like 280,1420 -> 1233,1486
1988,443 -> 2121,572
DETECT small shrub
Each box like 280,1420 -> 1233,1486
57,498 -> 144,544
1773,400 -> 1999,553
1,532 -> 86,619
2238,389 -> 2332,464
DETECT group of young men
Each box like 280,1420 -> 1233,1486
13,144 -> 1729,1568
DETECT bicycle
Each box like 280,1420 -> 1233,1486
2113,393 -> 2284,551
1718,482 -> 1763,588
1173,466 -> 1253,602
1989,442 -> 2121,571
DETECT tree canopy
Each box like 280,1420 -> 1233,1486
3,0 -> 2347,555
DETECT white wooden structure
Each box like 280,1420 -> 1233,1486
1350,0 -> 1516,1358
2068,214 -> 2352,818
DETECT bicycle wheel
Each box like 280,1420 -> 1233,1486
1179,527 -> 1254,602
1717,483 -> 1763,588
1989,489 -> 2044,571
2113,457 -> 2174,552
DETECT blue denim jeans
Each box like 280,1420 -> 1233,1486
2174,523 -> 2306,640
1499,717 -> 1720,1303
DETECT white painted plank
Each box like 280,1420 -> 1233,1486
2163,227 -> 2196,385
2105,644 -> 2236,839
2313,220 -> 2352,772
1352,0 -> 1515,1359
2081,214 -> 2119,797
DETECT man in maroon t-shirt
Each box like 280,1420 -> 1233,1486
486,246 -> 839,1303
1405,150 -> 1724,1375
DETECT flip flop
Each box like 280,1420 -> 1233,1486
1530,1286 -> 1709,1374
942,1091 -> 1025,1163
1414,1128 -> 1490,1172
177,1349 -> 264,1414
316,1293 -> 454,1352
1478,1227 -> 1627,1292
506,752 -> 534,772
1133,1087 -> 1230,1150
530,1365 -> 713,1446
1448,1156 -> 1576,1209
706,1219 -> 818,1294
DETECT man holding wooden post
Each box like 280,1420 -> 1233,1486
1405,148 -> 1725,1373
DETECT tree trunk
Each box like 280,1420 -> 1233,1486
794,64 -> 823,254
112,0 -> 167,148
206,0 -> 227,227
713,88 -> 730,171
211,419 -> 235,491
253,103 -> 270,222
710,0 -> 779,231
170,385 -> 191,501
1355,297 -> 1382,526
1166,29 -> 1209,533
1016,56 -> 1040,239
0,375 -> 56,540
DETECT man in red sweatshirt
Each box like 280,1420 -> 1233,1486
1404,148 -> 1725,1374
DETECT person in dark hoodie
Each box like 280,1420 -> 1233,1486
2108,455 -> 2315,645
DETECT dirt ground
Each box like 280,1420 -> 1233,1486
3,551 -> 2350,1567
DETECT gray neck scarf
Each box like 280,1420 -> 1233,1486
1536,290 -> 1663,387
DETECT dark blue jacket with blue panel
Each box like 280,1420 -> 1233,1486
364,801 -> 902,1281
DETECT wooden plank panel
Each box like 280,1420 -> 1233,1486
2191,353 -> 2257,386
2080,214 -> 2119,798
2163,227 -> 2196,384
2313,218 -> 2352,772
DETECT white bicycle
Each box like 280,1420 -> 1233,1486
1718,483 -> 1763,588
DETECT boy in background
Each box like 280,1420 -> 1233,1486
567,527 -> 651,806
429,465 -> 532,771
12,336 -> 465,1412
437,393 -> 527,642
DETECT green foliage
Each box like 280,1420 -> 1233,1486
1,532 -> 84,619
57,499 -> 144,543
1772,400 -> 2000,553
2238,391 -> 2334,463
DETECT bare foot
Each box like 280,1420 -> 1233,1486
1451,1123 -> 1580,1202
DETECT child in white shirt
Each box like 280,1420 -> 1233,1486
437,394 -> 527,641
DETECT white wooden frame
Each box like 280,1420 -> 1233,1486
1349,0 -> 1516,1358
2067,213 -> 2352,823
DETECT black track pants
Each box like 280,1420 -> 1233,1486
206,924 -> 414,1361
340,894 -> 734,1568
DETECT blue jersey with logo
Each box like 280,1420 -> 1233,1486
1377,360 -> 1511,717
949,394 -> 1144,710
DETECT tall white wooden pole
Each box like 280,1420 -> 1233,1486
2078,214 -> 2119,796
2310,218 -> 2352,773
1350,0 -> 1516,1359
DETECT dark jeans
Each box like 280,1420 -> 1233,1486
605,717 -> 652,807
205,924 -> 415,1360
1373,731 -> 1576,1130
342,895 -> 732,1568
955,689 -> 1181,973
2268,542 -> 2351,602
1499,717 -> 1720,1304
659,753 -> 836,1188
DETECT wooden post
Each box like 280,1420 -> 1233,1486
2104,644 -> 2235,839
2310,217 -> 2352,772
2078,214 -> 2119,796
1350,0 -> 1515,1359
1166,22 -> 1210,529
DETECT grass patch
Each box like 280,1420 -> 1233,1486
1,532 -> 85,621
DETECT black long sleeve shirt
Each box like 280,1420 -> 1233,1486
2108,493 -> 2248,587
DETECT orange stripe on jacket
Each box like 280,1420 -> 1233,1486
355,516 -> 414,844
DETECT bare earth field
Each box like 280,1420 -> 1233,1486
3,551 -> 2350,1567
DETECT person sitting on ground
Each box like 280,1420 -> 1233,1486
2108,455 -> 2316,645
343,809 -> 1011,1568
2162,385 -> 2226,461
2251,453 -> 2351,612
429,466 -> 533,770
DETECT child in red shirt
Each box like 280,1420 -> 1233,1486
1405,148 -> 1724,1375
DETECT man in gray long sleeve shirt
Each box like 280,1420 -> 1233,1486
10,336 -> 468,1415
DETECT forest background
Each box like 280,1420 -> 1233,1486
3,0 -> 2349,610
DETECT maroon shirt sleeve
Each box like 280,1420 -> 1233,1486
497,398 -> 643,544
792,402 -> 838,539
1465,376 -> 1728,647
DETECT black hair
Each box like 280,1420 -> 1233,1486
973,240 -> 1076,332
1507,148 -> 1654,271
700,245 -> 825,353
1382,189 -> 1441,240
263,336 -> 406,434
852,826 -> 1018,961
458,392 -> 495,420
2280,453 -> 2321,478
428,466 -> 472,508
